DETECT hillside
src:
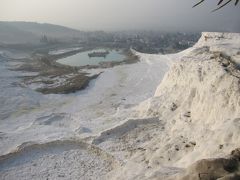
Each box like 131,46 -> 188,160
0,22 -> 39,44
0,21 -> 85,44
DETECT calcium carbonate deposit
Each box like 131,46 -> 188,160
0,32 -> 240,179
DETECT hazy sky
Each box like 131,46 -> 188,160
1,0 -> 239,32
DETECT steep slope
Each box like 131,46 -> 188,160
97,32 -> 240,179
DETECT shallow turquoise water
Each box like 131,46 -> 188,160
57,49 -> 125,66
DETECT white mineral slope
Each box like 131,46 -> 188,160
0,48 -> 175,180
2,32 -> 239,180
0,47 -> 173,156
106,32 -> 240,179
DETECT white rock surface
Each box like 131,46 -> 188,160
0,41 -> 173,179
108,32 -> 240,179
0,32 -> 240,180
0,140 -> 119,180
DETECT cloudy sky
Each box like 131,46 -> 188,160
1,0 -> 239,32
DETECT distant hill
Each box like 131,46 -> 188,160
0,21 -> 85,44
